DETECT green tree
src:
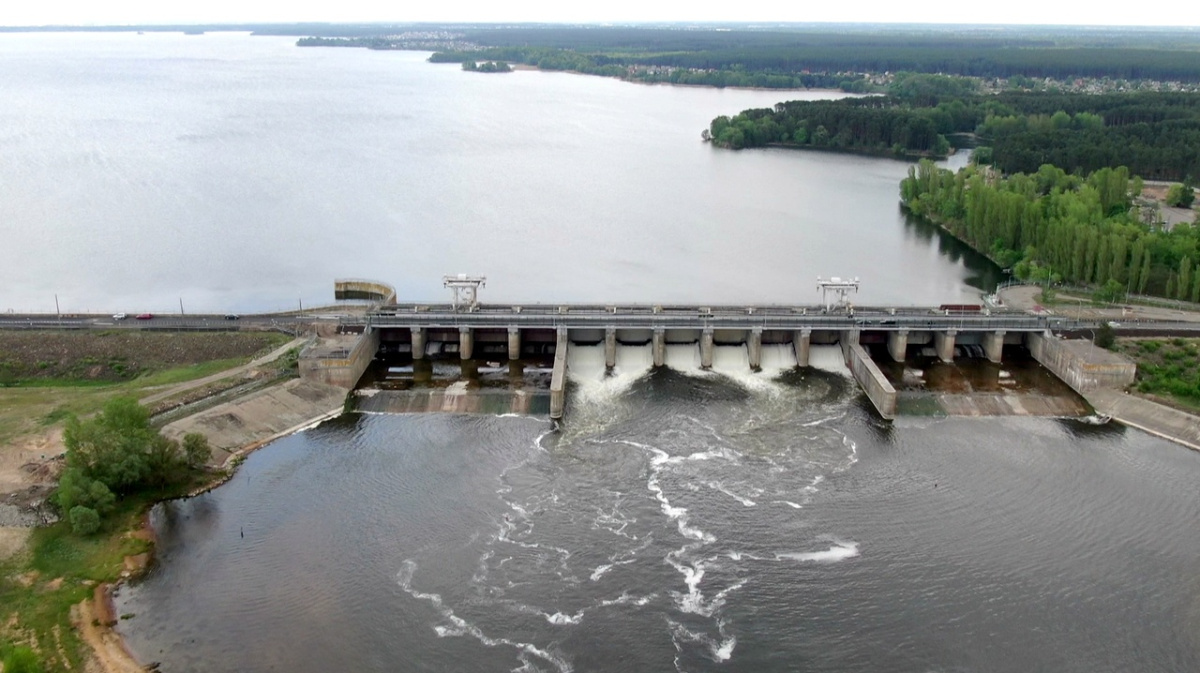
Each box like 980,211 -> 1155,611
1166,183 -> 1195,208
1095,322 -> 1116,350
183,433 -> 213,470
57,396 -> 211,526
68,506 -> 101,535
1093,279 -> 1127,304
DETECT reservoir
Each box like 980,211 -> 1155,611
0,32 -> 989,313
1,32 -> 1195,672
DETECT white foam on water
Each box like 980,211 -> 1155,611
667,618 -> 739,664
397,560 -> 574,672
614,343 -> 654,374
705,481 -> 756,507
566,343 -> 606,383
590,564 -> 614,581
776,540 -> 859,563
711,345 -> 787,394
545,611 -> 584,625
568,343 -> 653,403
665,343 -> 703,372
710,344 -> 750,374
759,343 -> 798,376
509,602 -> 587,626
598,592 -> 656,607
808,344 -> 852,376
777,501 -> 803,509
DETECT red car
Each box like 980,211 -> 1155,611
136,313 -> 154,320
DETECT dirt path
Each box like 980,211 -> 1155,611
997,285 -> 1200,323
138,336 -> 307,405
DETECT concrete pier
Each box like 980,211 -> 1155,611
653,329 -> 665,367
748,328 -> 763,371
847,343 -> 897,419
459,327 -> 474,361
411,327 -> 426,360
793,329 -> 811,367
839,330 -> 861,365
887,329 -> 909,362
700,329 -> 714,369
508,327 -> 521,361
984,330 -> 1005,363
298,328 -> 380,389
934,329 -> 957,363
550,328 -> 568,419
605,327 -> 617,369
1027,332 -> 1136,392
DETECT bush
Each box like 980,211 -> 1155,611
68,506 -> 101,536
1095,323 -> 1116,350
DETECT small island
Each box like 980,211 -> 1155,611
462,60 -> 512,73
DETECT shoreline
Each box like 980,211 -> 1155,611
88,391 -> 347,672
506,62 -> 848,94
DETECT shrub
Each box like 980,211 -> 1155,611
68,506 -> 101,536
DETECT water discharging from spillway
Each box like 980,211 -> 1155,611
115,330 -> 1200,673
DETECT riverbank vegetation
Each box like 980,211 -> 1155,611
1114,338 -> 1200,410
0,396 -> 218,672
58,397 -> 211,534
708,89 -> 1200,180
900,161 -> 1200,302
462,60 -> 511,73
0,329 -> 300,672
297,25 -> 1200,87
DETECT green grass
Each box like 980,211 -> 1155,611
0,333 -> 295,447
0,501 -> 153,672
1115,337 -> 1200,410
132,357 -> 251,387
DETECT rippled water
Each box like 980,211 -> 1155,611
116,357 -> 1200,672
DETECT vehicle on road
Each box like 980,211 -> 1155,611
224,313 -> 240,320
113,313 -> 127,320
136,313 -> 154,320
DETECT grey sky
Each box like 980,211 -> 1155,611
2,0 -> 1199,28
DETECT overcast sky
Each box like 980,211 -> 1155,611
2,0 -> 1199,28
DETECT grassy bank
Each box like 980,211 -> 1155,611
0,483 -> 208,671
1113,337 -> 1200,411
0,329 -> 297,671
0,331 -> 291,447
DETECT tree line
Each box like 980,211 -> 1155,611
900,161 -> 1200,302
444,26 -> 1200,83
711,89 -> 1200,181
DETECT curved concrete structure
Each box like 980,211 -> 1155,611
334,278 -> 397,307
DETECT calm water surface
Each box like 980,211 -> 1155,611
0,32 -> 989,313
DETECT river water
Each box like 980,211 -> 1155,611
116,351 -> 1200,672
0,32 -> 990,314
8,32 -> 1197,672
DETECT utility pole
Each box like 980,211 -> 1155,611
179,297 -> 185,315
54,294 -> 60,316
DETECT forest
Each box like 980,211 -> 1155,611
900,161 -> 1200,302
710,86 -> 1200,180
426,26 -> 1200,83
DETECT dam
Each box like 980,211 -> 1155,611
300,280 -> 1135,420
